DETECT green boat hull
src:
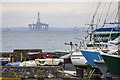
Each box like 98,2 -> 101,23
102,54 -> 120,75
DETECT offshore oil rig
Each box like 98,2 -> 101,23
29,12 -> 49,31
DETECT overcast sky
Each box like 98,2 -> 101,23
1,2 -> 118,28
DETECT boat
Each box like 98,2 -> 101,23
71,26 -> 120,68
5,61 -> 21,66
97,34 -> 120,76
0,57 -> 10,65
71,51 -> 88,68
35,58 -> 64,66
44,49 -> 74,63
20,49 -> 72,66
55,50 -> 71,54
19,58 -> 64,66
72,1 -> 120,78
19,60 -> 37,66
27,52 -> 42,60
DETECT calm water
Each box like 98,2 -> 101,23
2,30 -> 87,52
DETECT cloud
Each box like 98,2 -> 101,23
1,2 -> 118,28
2,2 -> 95,14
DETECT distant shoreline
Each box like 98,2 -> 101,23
1,27 -> 88,31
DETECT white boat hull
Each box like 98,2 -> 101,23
71,52 -> 87,67
35,59 -> 64,66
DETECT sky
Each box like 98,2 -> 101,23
1,1 -> 119,28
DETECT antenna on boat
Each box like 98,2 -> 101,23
75,37 -> 88,49
64,42 -> 74,51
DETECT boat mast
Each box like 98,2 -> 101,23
105,2 -> 120,41
101,2 -> 112,28
88,2 -> 101,41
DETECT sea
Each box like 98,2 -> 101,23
2,28 -> 87,52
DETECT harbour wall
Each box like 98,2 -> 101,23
1,66 -> 64,78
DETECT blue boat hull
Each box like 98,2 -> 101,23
1,61 -> 9,65
81,50 -> 103,66
5,62 -> 21,66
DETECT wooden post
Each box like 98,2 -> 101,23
9,53 -> 11,62
12,58 -> 14,67
52,58 -> 54,66
37,57 -> 39,66
21,52 -> 22,62
25,58 -> 26,66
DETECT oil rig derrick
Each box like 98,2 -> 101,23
29,12 -> 49,31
